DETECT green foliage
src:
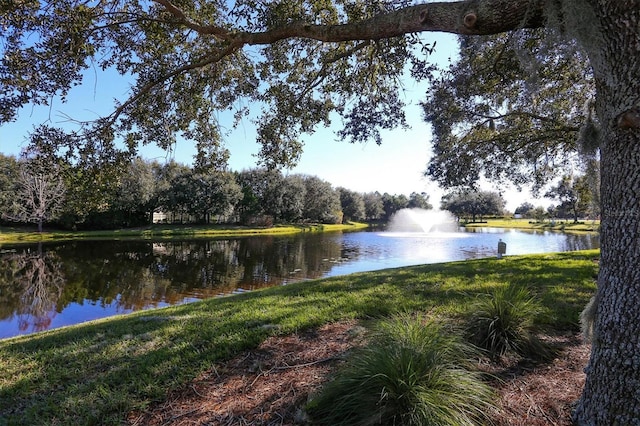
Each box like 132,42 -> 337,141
422,30 -> 594,189
1,0 -> 433,170
0,250 -> 598,424
363,191 -> 385,221
236,168 -> 286,222
338,187 -> 366,222
465,285 -> 554,360
3,150 -> 437,229
441,190 -> 506,221
303,175 -> 342,223
408,191 -> 433,210
514,202 -> 535,217
0,154 -> 20,222
545,171 -> 599,222
307,314 -> 495,426
381,192 -> 409,221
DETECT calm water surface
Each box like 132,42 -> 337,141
0,228 -> 599,339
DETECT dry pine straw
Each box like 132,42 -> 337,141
127,320 -> 590,426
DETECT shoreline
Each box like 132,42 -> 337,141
0,250 -> 599,424
0,222 -> 369,244
463,218 -> 600,233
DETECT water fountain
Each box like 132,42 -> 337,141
386,208 -> 459,233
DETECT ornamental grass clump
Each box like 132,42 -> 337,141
306,314 -> 495,426
466,284 -> 554,361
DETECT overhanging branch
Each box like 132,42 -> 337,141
106,42 -> 242,126
153,0 -> 547,45
121,0 -> 548,135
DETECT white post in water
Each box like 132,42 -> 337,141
497,239 -> 507,259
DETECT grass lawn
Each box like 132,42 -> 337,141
0,250 -> 599,425
0,222 -> 369,245
464,218 -> 600,233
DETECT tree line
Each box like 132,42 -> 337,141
3,0 -> 638,420
1,151 -> 600,230
514,166 -> 600,223
0,153 -> 436,230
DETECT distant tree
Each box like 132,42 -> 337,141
514,202 -> 535,217
148,160 -> 186,222
234,171 -> 262,224
441,190 -> 505,222
0,154 -> 19,222
279,174 -> 306,222
14,166 -> 65,232
545,174 -> 592,223
113,157 -> 157,226
381,193 -> 409,222
192,171 -> 242,223
189,142 -> 242,223
303,176 -> 341,224
164,166 -> 194,223
235,169 -> 284,223
532,206 -> 548,223
363,192 -> 384,222
440,193 -> 465,221
56,159 -> 125,229
408,192 -> 433,210
338,187 -> 366,223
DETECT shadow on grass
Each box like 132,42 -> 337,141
0,251 -> 599,425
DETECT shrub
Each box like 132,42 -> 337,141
306,314 -> 495,426
465,285 -> 553,360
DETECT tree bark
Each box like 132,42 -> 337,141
12,0 -> 640,420
145,4 -> 640,421
155,0 -> 546,43
573,1 -> 640,423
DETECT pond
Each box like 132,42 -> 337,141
0,227 -> 599,339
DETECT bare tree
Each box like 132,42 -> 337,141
3,0 -> 640,422
14,164 -> 66,232
12,246 -> 65,333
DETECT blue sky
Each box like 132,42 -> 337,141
0,32 -> 540,210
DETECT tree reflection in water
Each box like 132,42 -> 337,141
0,234 -> 346,337
0,244 -> 65,333
0,230 -> 599,339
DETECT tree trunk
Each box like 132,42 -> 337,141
574,112 -> 640,424
573,1 -> 640,423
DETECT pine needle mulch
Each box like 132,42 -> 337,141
128,321 -> 589,426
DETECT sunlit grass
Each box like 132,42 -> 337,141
0,222 -> 368,244
0,250 -> 598,425
464,218 -> 600,232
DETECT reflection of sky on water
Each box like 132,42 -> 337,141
325,228 -> 599,277
0,228 -> 599,339
0,295 -> 206,339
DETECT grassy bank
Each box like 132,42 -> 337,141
464,218 -> 600,232
0,222 -> 369,245
0,250 -> 598,425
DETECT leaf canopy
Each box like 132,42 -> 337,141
422,30 -> 594,190
1,0 -> 594,190
1,0 -> 437,169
